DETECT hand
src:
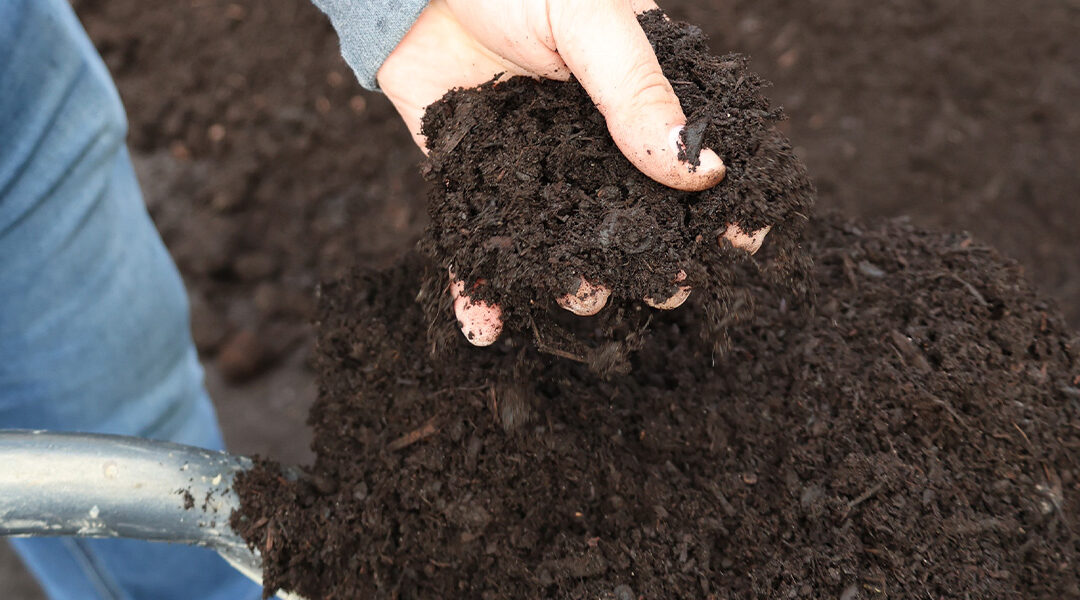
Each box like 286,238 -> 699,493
378,0 -> 769,346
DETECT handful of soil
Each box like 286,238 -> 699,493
233,215 -> 1079,599
419,11 -> 813,368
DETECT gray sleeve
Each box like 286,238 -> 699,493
311,0 -> 428,91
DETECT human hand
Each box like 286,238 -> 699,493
378,0 -> 769,346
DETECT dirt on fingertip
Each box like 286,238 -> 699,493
232,214 -> 1080,599
418,11 -> 814,372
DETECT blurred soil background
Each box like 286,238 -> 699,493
3,0 -> 1078,596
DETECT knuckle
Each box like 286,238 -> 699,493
617,64 -> 676,114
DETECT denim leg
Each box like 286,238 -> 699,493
0,1 -> 262,598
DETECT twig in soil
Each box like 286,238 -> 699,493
536,343 -> 587,363
1011,421 -> 1035,452
732,75 -> 745,94
386,418 -> 439,452
932,273 -> 989,307
431,384 -> 491,397
848,482 -> 884,509
928,395 -> 970,429
529,318 -> 588,364
841,481 -> 884,520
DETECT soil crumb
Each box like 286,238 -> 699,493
419,12 -> 814,371
178,489 -> 195,511
233,214 -> 1080,600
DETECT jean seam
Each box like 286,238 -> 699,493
62,538 -> 127,600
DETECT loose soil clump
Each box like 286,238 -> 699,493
420,12 -> 813,366
233,214 -> 1080,599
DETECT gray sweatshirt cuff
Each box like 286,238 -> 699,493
312,0 -> 428,91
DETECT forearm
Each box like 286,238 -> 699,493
312,0 -> 427,90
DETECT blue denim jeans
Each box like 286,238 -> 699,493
0,1 -> 262,598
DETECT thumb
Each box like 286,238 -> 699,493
377,0 -> 530,154
549,0 -> 725,192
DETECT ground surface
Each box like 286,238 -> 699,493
4,0 -> 1078,597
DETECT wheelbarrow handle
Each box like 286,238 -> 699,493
0,430 -> 302,600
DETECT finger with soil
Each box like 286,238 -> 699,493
721,223 -> 771,254
556,276 -> 611,316
629,0 -> 662,16
420,12 -> 814,365
448,273 -> 502,346
644,269 -> 692,309
548,2 -> 726,191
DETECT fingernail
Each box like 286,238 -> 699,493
449,275 -> 502,346
453,292 -> 503,346
696,148 -> 725,176
669,125 -> 725,177
668,125 -> 686,156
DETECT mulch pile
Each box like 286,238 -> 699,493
233,214 -> 1080,598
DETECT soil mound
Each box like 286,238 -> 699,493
233,214 -> 1080,599
420,12 -> 813,365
